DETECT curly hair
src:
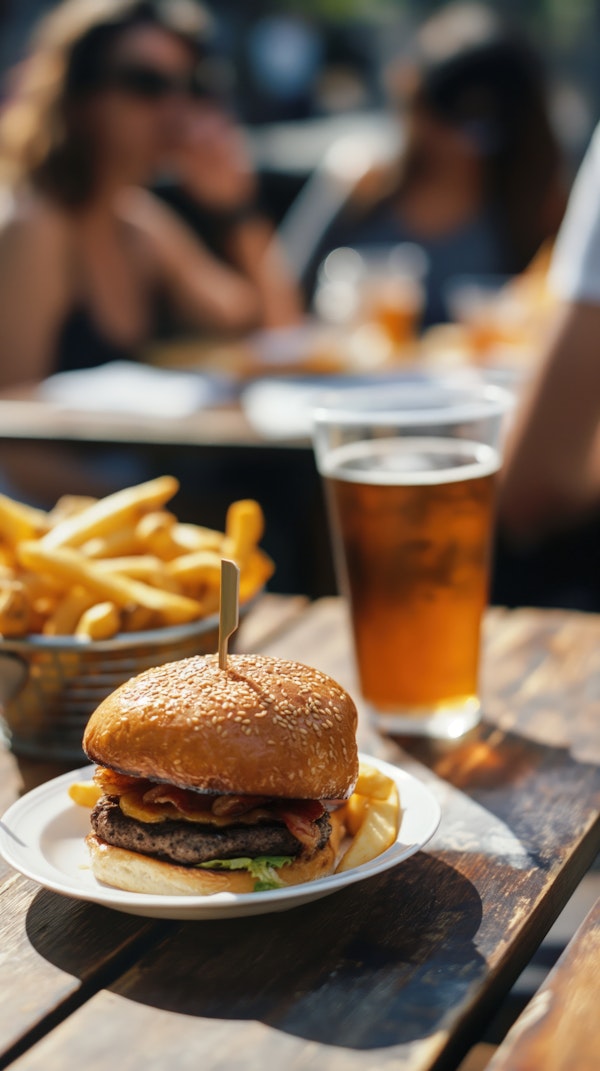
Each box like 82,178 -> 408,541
0,0 -> 211,207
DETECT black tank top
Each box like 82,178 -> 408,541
54,305 -> 137,373
54,221 -> 156,373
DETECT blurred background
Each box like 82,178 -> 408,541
1,0 -> 599,603
1,0 -> 597,203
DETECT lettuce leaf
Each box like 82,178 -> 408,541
197,855 -> 293,891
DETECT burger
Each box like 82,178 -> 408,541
82,653 -> 359,895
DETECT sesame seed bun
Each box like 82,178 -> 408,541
83,654 -> 359,800
85,809 -> 345,895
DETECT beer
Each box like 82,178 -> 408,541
323,437 -> 499,717
361,279 -> 422,346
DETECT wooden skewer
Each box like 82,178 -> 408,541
218,558 -> 240,670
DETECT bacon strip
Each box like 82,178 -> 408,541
96,767 -> 326,847
275,800 -> 325,850
143,784 -> 214,813
211,794 -> 271,817
94,767 -> 145,794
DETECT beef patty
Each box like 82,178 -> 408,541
91,795 -> 332,866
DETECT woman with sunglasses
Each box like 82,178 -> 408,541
306,3 -> 567,327
0,0 -> 301,389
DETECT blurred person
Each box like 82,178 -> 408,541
502,121 -> 600,542
309,3 -> 566,327
0,0 -> 301,391
492,118 -> 600,612
154,88 -> 302,336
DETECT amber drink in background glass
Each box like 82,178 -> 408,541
360,275 -> 423,347
313,382 -> 512,739
313,244 -> 426,349
357,245 -> 426,348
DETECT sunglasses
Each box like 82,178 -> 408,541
101,63 -> 218,101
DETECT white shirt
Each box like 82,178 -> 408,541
551,123 -> 600,303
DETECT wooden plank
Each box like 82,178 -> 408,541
0,873 -> 167,1065
487,898 -> 600,1071
9,602 -> 600,1071
0,750 -> 166,1064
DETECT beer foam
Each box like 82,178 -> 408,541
321,437 -> 500,485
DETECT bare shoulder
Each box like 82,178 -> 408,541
0,191 -> 71,262
117,186 -> 193,249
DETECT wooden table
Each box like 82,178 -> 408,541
0,397 -> 270,449
488,897 -> 600,1071
1,596 -> 599,1071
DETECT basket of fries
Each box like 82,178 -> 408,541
0,478 -> 273,759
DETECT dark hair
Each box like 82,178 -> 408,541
398,3 -> 566,269
0,0 -> 212,207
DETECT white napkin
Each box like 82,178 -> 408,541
40,361 -> 228,418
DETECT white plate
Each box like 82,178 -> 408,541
0,755 -> 440,920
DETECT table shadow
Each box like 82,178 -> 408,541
391,720 -> 600,876
26,852 -> 485,1050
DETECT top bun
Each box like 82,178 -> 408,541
83,653 -> 359,800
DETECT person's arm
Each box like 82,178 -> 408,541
500,300 -> 600,538
223,217 -> 303,328
169,105 -> 303,329
0,207 -> 69,389
123,188 -> 262,334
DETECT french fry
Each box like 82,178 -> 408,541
136,511 -> 180,560
0,481 -> 272,636
43,588 -> 96,636
121,606 -> 159,632
0,542 -> 17,570
169,523 -> 224,554
120,578 -> 202,625
20,570 -> 65,600
0,581 -> 30,637
17,542 -> 202,622
96,555 -> 182,594
42,476 -> 179,549
238,549 -> 275,601
0,494 -> 48,545
165,549 -> 222,586
82,525 -> 141,559
194,589 -> 220,616
48,495 -> 98,526
19,542 -> 137,606
355,763 -> 398,802
344,793 -> 370,837
75,601 -> 121,641
336,783 -> 400,873
68,782 -> 102,808
95,555 -> 165,580
225,499 -> 264,565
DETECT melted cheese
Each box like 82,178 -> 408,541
118,790 -> 272,827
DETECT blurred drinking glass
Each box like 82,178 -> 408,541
313,381 -> 512,739
314,244 -> 427,348
445,275 -> 532,358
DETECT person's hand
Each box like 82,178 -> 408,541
174,102 -> 257,212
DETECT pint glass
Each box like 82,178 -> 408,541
313,382 -> 511,738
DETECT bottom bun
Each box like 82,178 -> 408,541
86,812 -> 346,896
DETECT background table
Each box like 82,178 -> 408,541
1,596 -> 599,1071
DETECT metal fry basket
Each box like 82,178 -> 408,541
0,614 -> 224,760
